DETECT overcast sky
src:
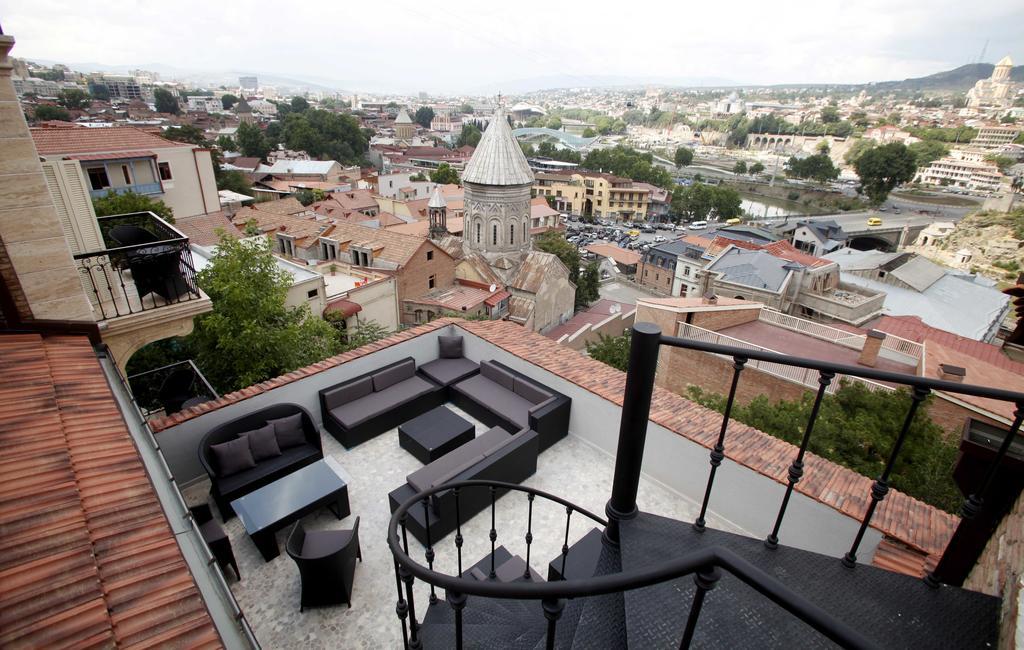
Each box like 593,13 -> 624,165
3,0 -> 1022,94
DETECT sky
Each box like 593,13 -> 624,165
2,0 -> 1023,94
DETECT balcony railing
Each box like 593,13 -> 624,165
127,360 -> 218,419
758,308 -> 924,362
74,212 -> 202,320
89,182 -> 163,199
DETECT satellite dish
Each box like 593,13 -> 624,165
610,303 -> 621,314
489,284 -> 497,293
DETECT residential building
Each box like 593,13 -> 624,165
915,148 -> 1004,192
634,181 -> 672,221
88,73 -> 143,101
825,248 -> 1011,342
863,125 -> 917,145
186,96 -> 223,113
31,124 -> 221,219
966,55 -> 1016,108
532,170 -> 650,221
788,219 -> 848,256
239,75 -> 258,91
970,125 -> 1021,149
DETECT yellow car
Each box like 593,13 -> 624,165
725,218 -> 742,225
627,229 -> 641,237
867,217 -> 883,226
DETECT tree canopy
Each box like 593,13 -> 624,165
414,106 -> 435,128
457,123 -> 483,148
671,182 -> 742,222
459,103 -> 474,114
236,122 -> 271,160
276,109 -> 367,164
674,147 -> 694,167
785,153 -> 839,183
733,161 -> 747,174
748,162 -> 765,174
583,146 -> 674,188
153,88 -> 180,114
290,96 -> 310,113
429,163 -> 460,185
576,262 -> 601,309
33,104 -> 71,122
57,88 -> 90,110
854,143 -> 917,205
906,140 -> 950,168
221,94 -> 238,110
217,170 -> 252,196
586,330 -> 630,371
93,190 -> 174,223
534,231 -> 582,302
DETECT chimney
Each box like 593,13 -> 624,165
702,291 -> 718,305
858,330 -> 886,367
938,363 -> 966,383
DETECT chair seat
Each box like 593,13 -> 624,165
329,376 -> 435,429
302,529 -> 353,558
199,519 -> 228,544
419,357 -> 479,387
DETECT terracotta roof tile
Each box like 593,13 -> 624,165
175,211 -> 242,246
0,334 -> 221,648
30,126 -> 191,156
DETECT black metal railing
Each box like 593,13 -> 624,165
74,212 -> 201,319
127,359 -> 218,418
389,480 -> 876,650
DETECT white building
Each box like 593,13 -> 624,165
186,96 -> 223,113
915,148 -> 1004,193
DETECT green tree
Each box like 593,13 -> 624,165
582,127 -> 597,138
57,88 -> 90,110
820,105 -> 840,123
153,88 -> 180,114
535,230 -> 581,290
586,331 -> 631,371
785,153 -> 840,183
430,163 -> 460,185
906,140 -> 949,168
88,83 -> 110,101
843,138 -> 877,166
733,160 -> 748,174
216,170 -> 252,195
686,383 -> 961,513
546,116 -> 563,130
409,172 -> 427,181
163,124 -> 209,147
93,190 -> 175,223
280,109 -> 368,164
290,96 -> 310,113
221,94 -> 238,110
457,123 -> 482,147
675,147 -> 694,167
294,188 -> 326,206
576,261 -> 601,309
190,235 -> 342,392
236,122 -> 271,160
854,142 -> 917,205
671,182 -> 742,221
583,145 -> 674,188
749,162 -> 765,174
33,105 -> 71,122
216,135 -> 237,151
414,106 -> 435,128
459,103 -> 474,114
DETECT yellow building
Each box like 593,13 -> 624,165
533,171 -> 650,222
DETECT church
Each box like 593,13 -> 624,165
967,56 -> 1016,109
425,109 -> 576,333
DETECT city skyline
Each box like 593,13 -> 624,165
3,0 -> 1022,94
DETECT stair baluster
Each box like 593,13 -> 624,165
489,485 -> 498,579
694,357 -> 747,532
843,386 -> 929,568
454,487 -> 463,577
393,560 -> 410,650
524,492 -> 535,580
561,505 -> 573,580
542,598 -> 565,650
447,589 -> 467,650
680,565 -> 721,649
422,497 -> 437,605
766,371 -> 834,549
400,517 -> 422,649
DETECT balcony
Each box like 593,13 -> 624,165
128,359 -> 219,420
74,211 -> 203,320
89,181 -> 164,199
145,319 -> 1021,648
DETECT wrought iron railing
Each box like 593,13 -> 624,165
74,212 -> 202,319
127,359 -> 218,418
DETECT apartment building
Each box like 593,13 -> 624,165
915,148 -> 1004,193
533,170 -> 650,222
970,125 -> 1020,149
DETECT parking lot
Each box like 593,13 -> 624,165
564,217 -> 692,253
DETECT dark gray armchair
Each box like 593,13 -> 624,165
286,517 -> 362,612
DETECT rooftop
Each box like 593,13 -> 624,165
30,125 -> 192,156
462,109 -> 535,186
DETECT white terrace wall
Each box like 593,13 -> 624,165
156,322 -> 881,562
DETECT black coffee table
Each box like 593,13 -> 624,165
399,405 -> 475,464
231,457 -> 350,561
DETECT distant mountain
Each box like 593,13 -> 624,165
470,74 -> 740,94
868,62 -> 1024,92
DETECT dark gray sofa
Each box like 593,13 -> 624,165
199,403 -> 322,520
417,334 -> 479,387
320,357 -> 445,449
388,427 -> 539,544
451,360 -> 570,452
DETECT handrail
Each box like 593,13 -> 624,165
388,479 -> 877,650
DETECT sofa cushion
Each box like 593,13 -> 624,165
513,377 -> 552,405
238,423 -> 281,461
438,335 -> 463,359
480,361 -> 514,390
323,377 -> 372,410
479,426 -> 522,457
330,375 -> 435,429
267,413 -> 306,449
454,375 -> 534,427
420,357 -> 478,387
210,437 -> 257,477
217,445 -> 319,495
373,359 -> 415,392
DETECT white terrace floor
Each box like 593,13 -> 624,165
184,405 -> 744,649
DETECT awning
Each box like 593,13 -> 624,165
325,298 -> 363,318
65,150 -> 157,161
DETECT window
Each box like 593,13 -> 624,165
426,250 -> 433,261
121,165 -> 132,184
307,288 -> 319,299
476,221 -> 481,244
87,167 -> 110,191
492,223 -> 498,246
509,223 -> 515,245
655,273 -> 660,281
158,162 -> 172,181
428,274 -> 436,289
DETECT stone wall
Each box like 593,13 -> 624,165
964,488 -> 1024,649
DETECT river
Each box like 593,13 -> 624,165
740,195 -> 813,220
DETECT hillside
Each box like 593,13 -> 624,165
910,209 -> 1024,286
870,63 -> 1024,92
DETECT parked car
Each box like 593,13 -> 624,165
653,235 -> 667,243
689,221 -> 708,230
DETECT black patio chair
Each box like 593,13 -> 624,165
286,517 -> 361,612
189,503 -> 240,581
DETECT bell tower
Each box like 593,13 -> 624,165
428,187 -> 447,239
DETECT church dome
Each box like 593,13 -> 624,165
461,109 -> 534,186
996,55 -> 1013,67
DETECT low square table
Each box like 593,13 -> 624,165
231,457 -> 350,562
399,405 -> 475,464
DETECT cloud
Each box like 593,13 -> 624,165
3,0 -> 1022,92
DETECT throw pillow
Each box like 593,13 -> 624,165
267,413 -> 307,449
210,437 -> 257,477
238,423 -> 282,461
438,335 -> 463,359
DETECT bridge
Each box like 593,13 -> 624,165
759,212 -> 939,252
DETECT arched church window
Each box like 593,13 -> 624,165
492,222 -> 498,246
476,220 -> 481,244
510,223 -> 515,245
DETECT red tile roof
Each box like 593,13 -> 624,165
148,318 -> 959,560
0,334 -> 221,648
65,150 -> 156,161
586,243 -> 641,266
30,126 -> 191,156
325,298 -> 363,317
872,315 -> 1024,374
175,211 -> 242,246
